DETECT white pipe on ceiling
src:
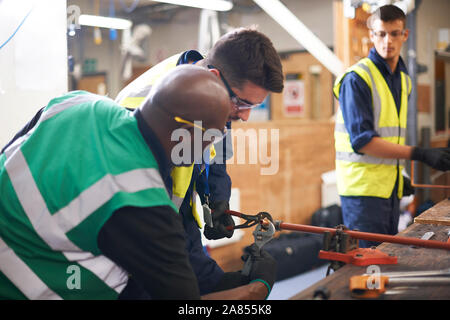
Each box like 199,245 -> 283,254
253,0 -> 345,77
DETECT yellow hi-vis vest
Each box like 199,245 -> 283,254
115,53 -> 215,227
333,57 -> 412,199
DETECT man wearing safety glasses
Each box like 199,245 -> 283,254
333,5 -> 450,248
115,27 -> 284,298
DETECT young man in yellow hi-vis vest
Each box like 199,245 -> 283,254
115,27 -> 284,297
334,5 -> 450,248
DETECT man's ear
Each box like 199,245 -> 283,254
208,68 -> 220,78
369,30 -> 376,44
402,28 -> 409,42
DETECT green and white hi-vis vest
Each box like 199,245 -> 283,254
0,91 -> 176,299
333,58 -> 412,199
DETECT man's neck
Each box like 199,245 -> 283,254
386,56 -> 399,74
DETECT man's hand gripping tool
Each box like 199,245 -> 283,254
239,212 -> 276,276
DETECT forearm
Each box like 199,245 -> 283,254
98,205 -> 201,299
359,137 -> 414,159
208,163 -> 231,202
202,281 -> 268,300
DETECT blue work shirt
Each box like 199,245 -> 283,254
177,51 -> 233,294
179,122 -> 233,295
338,47 -> 409,153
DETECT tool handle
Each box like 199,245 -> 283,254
349,275 -> 389,299
241,245 -> 262,276
227,210 -> 243,218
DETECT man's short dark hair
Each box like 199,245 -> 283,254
205,26 -> 284,93
367,4 -> 406,29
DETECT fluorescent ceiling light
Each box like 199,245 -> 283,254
79,15 -> 132,29
151,0 -> 233,11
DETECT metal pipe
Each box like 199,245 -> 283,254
406,0 -> 421,148
227,210 -> 450,250
277,222 -> 450,250
252,0 -> 344,77
389,277 -> 450,286
405,0 -> 421,178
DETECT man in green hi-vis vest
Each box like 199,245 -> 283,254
333,5 -> 450,248
0,65 -> 276,300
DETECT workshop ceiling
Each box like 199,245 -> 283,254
69,0 -> 263,27
113,0 -> 262,25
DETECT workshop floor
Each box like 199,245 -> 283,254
268,264 -> 329,300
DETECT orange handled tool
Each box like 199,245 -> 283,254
350,269 -> 450,299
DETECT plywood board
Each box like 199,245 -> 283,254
417,84 -> 431,113
333,1 -> 371,68
414,199 -> 450,226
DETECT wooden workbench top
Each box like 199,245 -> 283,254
414,198 -> 450,226
290,200 -> 450,300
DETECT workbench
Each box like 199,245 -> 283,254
290,198 -> 450,300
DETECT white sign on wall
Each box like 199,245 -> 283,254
283,77 -> 305,117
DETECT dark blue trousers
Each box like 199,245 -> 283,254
340,184 -> 400,248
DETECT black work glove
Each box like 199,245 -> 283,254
203,200 -> 234,240
241,244 -> 277,293
402,175 -> 415,196
411,147 -> 450,172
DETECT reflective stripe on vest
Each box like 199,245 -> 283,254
0,92 -> 172,299
333,58 -> 410,199
0,237 -> 62,300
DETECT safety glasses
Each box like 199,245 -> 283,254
371,29 -> 406,39
174,116 -> 228,144
208,65 -> 262,110
174,116 -> 206,131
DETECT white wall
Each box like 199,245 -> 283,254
0,0 -> 68,147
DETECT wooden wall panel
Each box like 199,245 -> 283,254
333,1 -> 371,68
209,120 -> 336,271
271,52 -> 334,121
417,84 -> 431,113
